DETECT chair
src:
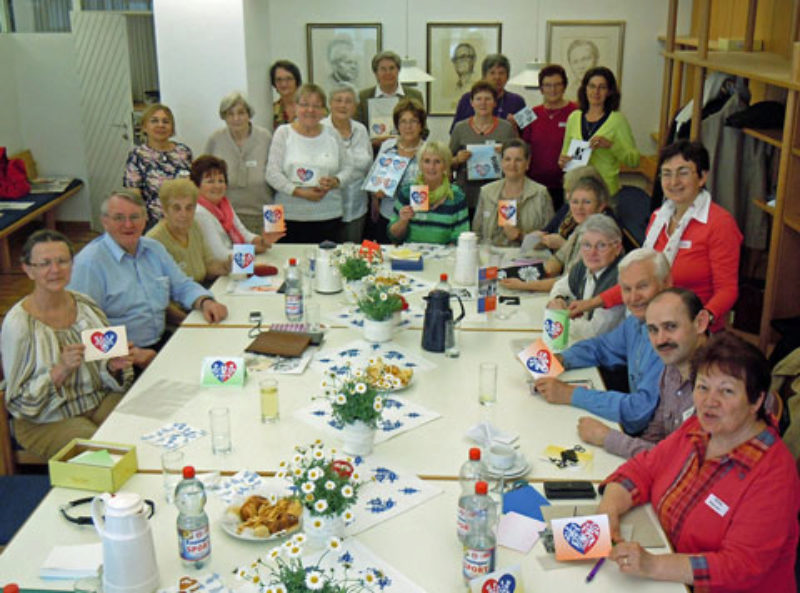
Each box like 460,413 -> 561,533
0,367 -> 47,475
615,185 -> 654,248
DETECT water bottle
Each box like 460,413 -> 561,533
457,448 -> 487,541
434,273 -> 451,293
462,481 -> 496,582
175,466 -> 211,569
285,258 -> 303,321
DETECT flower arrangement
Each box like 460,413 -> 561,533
277,441 -> 362,522
318,364 -> 390,429
356,282 -> 403,322
336,243 -> 381,281
236,533 -> 387,593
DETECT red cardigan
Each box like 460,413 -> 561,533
600,202 -> 742,332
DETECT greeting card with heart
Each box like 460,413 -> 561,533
551,513 -> 611,561
361,154 -> 410,197
81,325 -> 129,362
513,105 -> 537,129
516,338 -> 564,379
201,356 -> 245,386
263,204 -> 286,233
542,308 -> 570,352
293,165 -> 318,187
497,199 -> 518,227
409,184 -> 429,212
467,144 -> 501,181
231,243 -> 255,275
468,564 -> 524,593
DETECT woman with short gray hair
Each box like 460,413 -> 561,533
204,91 -> 273,233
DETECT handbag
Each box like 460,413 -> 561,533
0,147 -> 31,198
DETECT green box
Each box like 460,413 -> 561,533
49,439 -> 138,492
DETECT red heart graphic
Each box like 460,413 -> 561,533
499,204 -> 517,220
296,168 -> 313,182
482,578 -> 499,593
544,319 -> 563,339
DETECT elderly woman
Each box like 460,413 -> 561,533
450,81 -> 517,217
203,92 -> 272,234
547,214 -> 624,343
598,332 -> 799,592
572,141 -> 741,332
192,155 -> 282,260
266,84 -> 354,243
472,139 -> 554,246
387,141 -> 469,245
450,53 -> 526,131
521,64 -> 578,210
322,83 -> 373,243
124,103 -> 192,226
146,179 -> 230,283
0,230 -> 134,458
367,98 -> 427,244
559,67 -> 639,200
270,60 -> 302,128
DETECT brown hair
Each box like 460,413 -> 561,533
470,80 -> 498,101
140,103 -> 176,135
392,98 -> 427,135
190,155 -> 228,187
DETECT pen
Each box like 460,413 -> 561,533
585,557 -> 605,583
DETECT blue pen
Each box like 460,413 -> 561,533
585,557 -> 605,583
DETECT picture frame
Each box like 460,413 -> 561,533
546,20 -> 625,101
306,23 -> 382,95
426,22 -> 502,116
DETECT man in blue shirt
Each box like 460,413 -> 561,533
534,248 -> 671,434
70,190 -> 228,368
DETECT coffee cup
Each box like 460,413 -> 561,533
488,443 -> 516,470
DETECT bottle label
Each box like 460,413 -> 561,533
463,547 -> 495,580
285,294 -> 303,319
178,524 -> 211,562
458,505 -> 488,538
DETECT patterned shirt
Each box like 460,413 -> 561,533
123,142 -> 193,223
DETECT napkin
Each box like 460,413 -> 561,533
40,543 -> 102,579
215,470 -> 264,503
497,512 -> 546,553
466,421 -> 518,447
141,422 -> 207,450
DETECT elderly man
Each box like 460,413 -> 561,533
535,248 -> 670,434
70,190 -> 228,368
578,288 -> 709,457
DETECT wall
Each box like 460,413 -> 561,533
0,36 -> 23,154
243,0 -> 273,130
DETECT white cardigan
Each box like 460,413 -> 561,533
194,203 -> 257,261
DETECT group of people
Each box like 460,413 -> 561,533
1,46 -> 798,593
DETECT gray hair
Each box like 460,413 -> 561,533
482,53 -> 511,77
564,165 -> 609,206
580,213 -> 621,242
219,91 -> 254,120
101,189 -> 146,215
618,247 -> 670,283
328,82 -> 358,103
371,50 -> 401,73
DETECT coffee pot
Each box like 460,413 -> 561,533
92,492 -> 159,593
314,242 -> 343,294
421,289 -> 465,353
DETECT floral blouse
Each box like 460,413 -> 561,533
123,142 -> 193,222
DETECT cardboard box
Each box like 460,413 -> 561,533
49,439 -> 138,492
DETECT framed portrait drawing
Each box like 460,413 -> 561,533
546,21 -> 625,101
306,23 -> 382,95
426,22 -> 502,115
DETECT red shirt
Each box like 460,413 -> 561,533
521,102 -> 577,189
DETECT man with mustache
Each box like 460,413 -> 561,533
577,287 -> 709,457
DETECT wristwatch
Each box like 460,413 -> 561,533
197,296 -> 215,309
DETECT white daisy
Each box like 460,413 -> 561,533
355,382 -> 367,394
311,517 -> 324,529
301,481 -> 315,494
314,499 -> 328,512
268,548 -> 280,560
380,292 -> 388,301
286,545 -> 302,558
335,393 -> 347,405
274,585 -> 287,593
344,510 -> 354,522
291,533 -> 306,545
325,480 -> 336,490
305,493 -> 315,502
305,571 -> 324,590
363,572 -> 376,585
313,449 -> 325,460
293,468 -> 303,477
267,493 -> 278,504
275,470 -> 286,479
292,453 -> 303,464
373,399 -> 383,412
327,536 -> 342,551
341,484 -> 354,498
308,467 -> 323,481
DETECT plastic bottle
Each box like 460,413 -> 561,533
175,466 -> 211,569
457,448 -> 487,542
284,258 -> 303,322
434,273 -> 451,293
4,584 -> 20,593
462,481 -> 497,582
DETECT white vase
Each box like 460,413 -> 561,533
303,508 -> 345,549
341,419 -> 376,456
362,317 -> 393,343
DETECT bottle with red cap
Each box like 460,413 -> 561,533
434,273 -> 451,294
462,480 -> 496,582
284,258 -> 303,321
175,465 -> 211,568
457,447 -> 488,541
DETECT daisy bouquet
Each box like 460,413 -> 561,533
336,243 -> 381,281
356,282 -> 403,322
319,364 -> 389,429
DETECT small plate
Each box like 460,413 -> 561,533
485,453 -> 530,479
219,489 -> 302,542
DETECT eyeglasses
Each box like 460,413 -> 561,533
569,198 -> 597,207
580,240 -> 617,252
297,102 -> 323,110
27,258 -> 72,269
660,167 -> 697,181
397,118 -> 420,127
541,82 -> 564,90
106,213 -> 144,224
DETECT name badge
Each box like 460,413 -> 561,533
558,122 -> 567,127
705,493 -> 729,517
245,160 -> 258,168
679,240 -> 692,249
682,406 -> 695,422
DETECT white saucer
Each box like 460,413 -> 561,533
485,453 -> 530,478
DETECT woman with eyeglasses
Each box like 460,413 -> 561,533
559,67 -> 639,203
270,60 -> 302,129
266,83 -> 354,243
1,230 -> 134,458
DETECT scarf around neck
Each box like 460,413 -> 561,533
415,174 -> 454,208
197,195 -> 245,244
644,188 -> 710,264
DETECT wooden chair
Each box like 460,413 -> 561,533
0,367 -> 47,476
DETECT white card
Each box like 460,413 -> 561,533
231,243 -> 255,275
497,512 -> 545,553
81,325 -> 129,361
563,139 -> 592,171
513,105 -> 537,129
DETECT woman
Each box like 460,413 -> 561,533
270,60 -> 302,128
387,141 -> 469,245
450,54 -> 526,131
367,98 -> 427,244
521,64 -> 578,210
559,67 -> 639,200
450,81 -> 517,218
322,83 -> 373,243
500,169 -> 611,293
265,84 -> 353,243
1,230 -> 134,458
146,178 -> 230,283
472,139 -> 554,246
192,155 -> 283,260
547,214 -> 625,343
204,92 -> 273,234
571,141 -> 741,332
124,103 -> 192,226
598,332 -> 799,592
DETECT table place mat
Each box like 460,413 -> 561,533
225,275 -> 279,296
312,339 -> 437,374
215,470 -> 264,504
394,242 -> 453,260
158,572 -> 230,593
114,378 -> 200,420
325,305 -> 425,330
293,395 -> 441,445
141,422 -> 207,450
40,542 -> 102,579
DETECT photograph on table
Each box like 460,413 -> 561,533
306,23 -> 383,95
426,22 -> 502,115
546,20 -> 625,101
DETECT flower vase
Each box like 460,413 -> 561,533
303,508 -> 345,549
362,317 -> 393,343
341,419 -> 376,456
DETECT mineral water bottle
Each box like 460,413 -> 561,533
434,273 -> 451,293
284,258 -> 303,321
462,481 -> 496,582
457,448 -> 486,542
175,466 -> 211,569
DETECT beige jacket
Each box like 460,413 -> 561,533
472,177 -> 554,247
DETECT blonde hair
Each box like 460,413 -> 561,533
564,165 -> 609,207
159,178 -> 198,209
416,141 -> 453,172
140,103 -> 176,135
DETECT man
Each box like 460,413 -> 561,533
451,42 -> 477,91
566,38 -> 599,95
354,50 -> 424,147
326,38 -> 359,90
70,190 -> 228,368
578,288 -> 709,457
535,248 -> 670,434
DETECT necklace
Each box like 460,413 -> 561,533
397,139 -> 421,153
471,116 -> 495,135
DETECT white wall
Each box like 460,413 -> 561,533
0,36 -> 23,154
243,0 -> 273,130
